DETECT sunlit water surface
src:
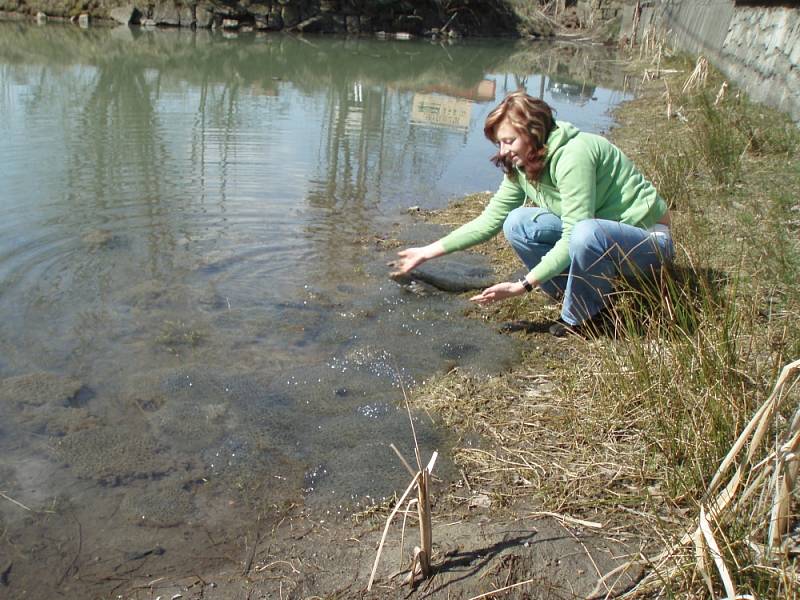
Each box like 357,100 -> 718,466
0,22 -> 632,596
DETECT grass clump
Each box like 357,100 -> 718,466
413,45 -> 800,599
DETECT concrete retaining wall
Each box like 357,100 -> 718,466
633,0 -> 800,122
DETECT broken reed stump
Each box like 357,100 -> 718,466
367,446 -> 438,591
417,461 -> 433,578
367,368 -> 438,590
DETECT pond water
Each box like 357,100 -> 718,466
0,22 -> 632,596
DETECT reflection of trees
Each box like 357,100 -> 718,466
0,24 -> 628,93
65,57 -> 180,278
547,76 -> 596,106
0,25 -> 513,94
499,40 -> 627,92
310,80 -> 374,212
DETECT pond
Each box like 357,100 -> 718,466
0,21 -> 632,597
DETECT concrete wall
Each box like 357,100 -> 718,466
634,0 -> 800,122
723,5 -> 800,122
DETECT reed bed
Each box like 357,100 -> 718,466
411,35 -> 800,598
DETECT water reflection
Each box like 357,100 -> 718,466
0,22 -> 633,598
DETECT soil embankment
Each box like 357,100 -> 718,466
1,0 -> 560,37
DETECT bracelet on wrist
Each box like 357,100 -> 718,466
519,278 -> 534,293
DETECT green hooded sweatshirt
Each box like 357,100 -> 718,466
439,121 -> 668,284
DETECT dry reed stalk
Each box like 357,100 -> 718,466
714,81 -> 728,106
416,453 -> 434,578
367,472 -> 421,591
682,56 -> 709,94
629,0 -> 641,49
766,404 -> 800,548
699,507 -> 737,598
596,358 -> 800,596
638,27 -> 648,59
664,79 -> 673,120
653,45 -> 662,78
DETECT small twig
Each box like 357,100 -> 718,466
390,443 -> 417,478
127,576 -> 166,591
0,493 -> 31,512
466,577 -> 535,600
440,11 -> 458,34
57,514 -> 82,586
255,560 -> 300,574
367,472 -> 421,590
587,559 -> 644,600
527,511 -> 602,529
242,530 -> 262,576
460,469 -> 472,493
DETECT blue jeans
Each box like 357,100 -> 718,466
503,207 -> 675,326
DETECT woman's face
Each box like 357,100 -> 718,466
495,119 -> 530,167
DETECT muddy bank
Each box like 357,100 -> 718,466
0,0 -> 557,37
142,505 -> 641,599
0,0 -> 631,43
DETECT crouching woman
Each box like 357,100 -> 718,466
392,91 -> 673,336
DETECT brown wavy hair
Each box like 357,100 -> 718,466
484,91 -> 556,182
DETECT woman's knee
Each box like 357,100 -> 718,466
503,207 -> 536,239
503,207 -> 558,244
569,219 -> 607,257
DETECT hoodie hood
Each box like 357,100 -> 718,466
544,121 -> 581,163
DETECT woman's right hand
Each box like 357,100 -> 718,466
391,247 -> 429,275
389,241 -> 446,275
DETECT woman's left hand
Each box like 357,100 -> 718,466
470,281 -> 526,306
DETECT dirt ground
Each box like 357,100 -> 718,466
103,496 -> 642,600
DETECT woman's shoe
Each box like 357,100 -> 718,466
548,319 -> 576,337
549,311 -> 614,338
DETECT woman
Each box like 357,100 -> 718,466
392,91 -> 673,337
